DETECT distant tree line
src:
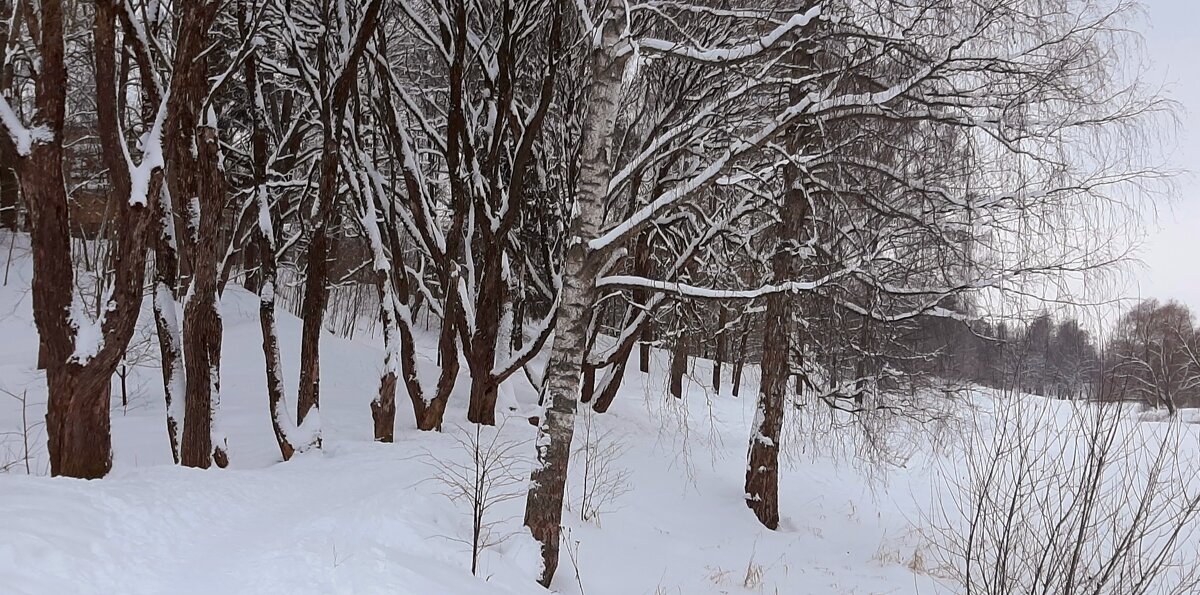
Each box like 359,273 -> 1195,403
910,298 -> 1200,414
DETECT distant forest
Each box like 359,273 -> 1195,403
916,299 -> 1200,413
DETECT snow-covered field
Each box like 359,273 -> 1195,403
1,232 -> 1196,594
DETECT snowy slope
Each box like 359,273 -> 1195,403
10,230 -> 1189,594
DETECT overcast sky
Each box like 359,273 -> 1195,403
1134,0 -> 1200,310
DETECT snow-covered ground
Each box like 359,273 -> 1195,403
1,231 -> 1196,594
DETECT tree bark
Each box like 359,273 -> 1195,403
0,167 -> 16,230
670,331 -> 689,399
744,75 -> 813,530
163,0 -> 229,469
180,126 -> 229,469
45,368 -> 113,478
151,216 -> 184,463
242,7 -> 297,461
524,0 -> 628,585
13,0 -> 155,477
712,304 -> 728,393
635,231 -> 652,374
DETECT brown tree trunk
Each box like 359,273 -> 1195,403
712,304 -> 728,393
150,202 -> 183,463
635,231 -> 652,374
243,12 -> 297,461
165,1 -> 229,469
467,375 -> 500,424
259,271 -> 296,460
732,356 -> 745,398
372,371 -> 398,442
45,369 -> 113,479
466,254 -> 504,425
180,127 -> 229,469
670,332 -> 688,399
744,69 -> 814,529
297,215 -> 330,434
580,364 -> 596,403
0,167 -> 16,229
746,291 -> 789,529
16,0 -> 155,478
591,356 -> 629,414
297,0 -> 383,437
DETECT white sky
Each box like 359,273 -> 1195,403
1136,0 -> 1200,310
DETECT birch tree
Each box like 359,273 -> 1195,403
525,0 -> 1162,582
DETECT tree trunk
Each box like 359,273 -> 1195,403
745,59 -> 814,529
732,356 -> 745,398
670,332 -> 688,399
297,219 -> 330,436
180,126 -> 229,469
524,1 -> 628,586
712,304 -> 728,393
524,246 -> 597,587
243,18 -> 297,462
297,0 -> 383,436
635,231 -> 652,374
0,167 -> 17,229
45,368 -> 113,479
466,256 -> 504,425
258,271 -> 296,460
592,343 -> 633,413
467,375 -> 500,425
151,210 -> 184,463
746,291 -> 789,529
16,0 -> 153,478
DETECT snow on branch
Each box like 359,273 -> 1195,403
0,96 -> 52,157
128,99 -> 168,207
634,5 -> 821,63
597,268 -> 852,300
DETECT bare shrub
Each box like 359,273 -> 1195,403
572,409 -> 631,525
424,422 -> 526,576
932,390 -> 1200,594
0,388 -> 44,474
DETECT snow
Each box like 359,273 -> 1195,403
128,100 -> 168,207
68,295 -> 103,364
636,6 -> 822,63
0,97 -> 53,157
2,231 -> 1198,594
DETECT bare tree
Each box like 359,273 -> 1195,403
1108,299 -> 1198,414
426,422 -> 526,576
